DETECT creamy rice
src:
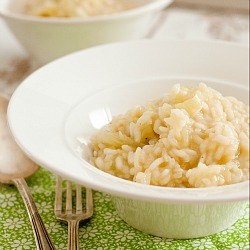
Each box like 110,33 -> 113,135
90,83 -> 249,188
25,0 -> 135,18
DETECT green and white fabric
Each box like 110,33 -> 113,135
0,169 -> 249,250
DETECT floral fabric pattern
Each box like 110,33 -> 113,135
0,169 -> 249,250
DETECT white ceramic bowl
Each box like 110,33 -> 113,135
0,0 -> 172,65
8,40 -> 249,239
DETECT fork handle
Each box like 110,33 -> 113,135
13,178 -> 56,250
68,220 -> 80,250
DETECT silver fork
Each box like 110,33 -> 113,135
55,176 -> 93,250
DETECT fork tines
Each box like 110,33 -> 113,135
55,176 -> 93,249
55,176 -> 93,222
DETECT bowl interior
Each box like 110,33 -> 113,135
0,0 -> 25,13
64,77 -> 249,166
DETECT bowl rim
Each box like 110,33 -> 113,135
7,39 -> 250,204
0,0 -> 172,24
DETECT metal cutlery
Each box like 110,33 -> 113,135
55,176 -> 93,250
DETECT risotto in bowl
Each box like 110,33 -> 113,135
64,77 -> 249,238
90,83 -> 249,188
0,0 -> 172,64
8,40 -> 249,239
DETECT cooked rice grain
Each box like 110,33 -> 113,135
25,0 -> 135,18
90,83 -> 249,188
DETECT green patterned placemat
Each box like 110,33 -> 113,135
0,169 -> 249,250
